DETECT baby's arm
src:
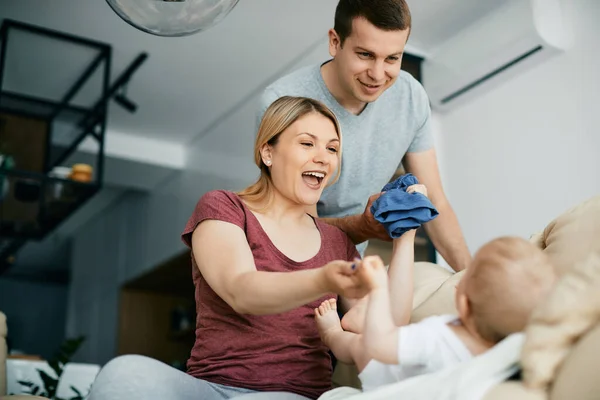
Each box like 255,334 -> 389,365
388,183 -> 428,326
358,257 -> 400,365
388,230 -> 416,327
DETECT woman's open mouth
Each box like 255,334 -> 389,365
302,171 -> 326,189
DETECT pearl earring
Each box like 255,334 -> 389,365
265,160 -> 271,166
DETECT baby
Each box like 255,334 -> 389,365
315,235 -> 557,392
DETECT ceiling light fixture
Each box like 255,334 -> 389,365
105,0 -> 239,37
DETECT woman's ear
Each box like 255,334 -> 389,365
259,144 -> 272,167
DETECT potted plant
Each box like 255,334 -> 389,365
15,336 -> 88,400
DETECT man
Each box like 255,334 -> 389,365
257,0 -> 471,273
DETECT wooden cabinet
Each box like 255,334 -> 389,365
116,252 -> 195,369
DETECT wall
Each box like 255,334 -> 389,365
436,0 -> 600,254
0,278 -> 68,359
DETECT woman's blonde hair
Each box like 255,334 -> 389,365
238,96 -> 342,210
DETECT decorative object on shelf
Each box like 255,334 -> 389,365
70,164 -> 94,183
47,166 -> 72,200
105,0 -> 240,37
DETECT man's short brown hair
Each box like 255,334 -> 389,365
334,0 -> 412,45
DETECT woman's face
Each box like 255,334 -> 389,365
263,112 -> 340,207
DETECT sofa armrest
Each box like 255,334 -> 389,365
0,396 -> 51,400
549,323 -> 600,400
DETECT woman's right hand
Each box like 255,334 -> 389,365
320,259 -> 370,299
356,256 -> 389,291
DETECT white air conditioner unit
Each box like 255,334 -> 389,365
422,0 -> 571,112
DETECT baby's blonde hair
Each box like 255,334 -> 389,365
465,237 -> 557,343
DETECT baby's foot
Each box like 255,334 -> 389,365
314,298 -> 343,345
341,296 -> 368,334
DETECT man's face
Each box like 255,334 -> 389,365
329,17 -> 409,104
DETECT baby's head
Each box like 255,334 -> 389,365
456,236 -> 557,344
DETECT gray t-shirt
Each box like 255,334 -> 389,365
257,62 -> 434,254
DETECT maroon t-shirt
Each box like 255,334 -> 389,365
181,190 -> 360,399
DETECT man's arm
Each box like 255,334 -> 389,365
403,148 -> 471,272
306,195 -> 391,246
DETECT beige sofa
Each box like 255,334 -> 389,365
0,312 -> 48,400
334,195 -> 600,400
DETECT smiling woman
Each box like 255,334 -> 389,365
239,96 -> 342,212
86,96 -> 372,400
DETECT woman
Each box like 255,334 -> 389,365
87,96 -> 368,400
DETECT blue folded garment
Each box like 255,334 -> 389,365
370,173 -> 439,239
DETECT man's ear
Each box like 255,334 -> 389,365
328,29 -> 341,58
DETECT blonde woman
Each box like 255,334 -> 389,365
87,97 -> 369,400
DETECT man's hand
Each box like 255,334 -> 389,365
317,193 -> 391,245
357,193 -> 391,242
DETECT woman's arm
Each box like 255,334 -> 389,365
192,219 -> 365,315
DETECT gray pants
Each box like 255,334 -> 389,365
86,355 -> 311,400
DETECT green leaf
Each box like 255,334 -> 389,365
38,369 -> 59,397
67,387 -> 85,400
48,359 -> 63,377
32,336 -> 86,399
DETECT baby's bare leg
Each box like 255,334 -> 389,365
315,299 -> 369,370
340,296 -> 369,334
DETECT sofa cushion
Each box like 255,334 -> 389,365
549,323 -> 600,400
538,195 -> 600,276
411,270 -> 463,323
483,381 -> 546,400
521,253 -> 600,390
412,262 -> 455,311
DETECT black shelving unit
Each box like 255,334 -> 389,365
0,19 -> 147,274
